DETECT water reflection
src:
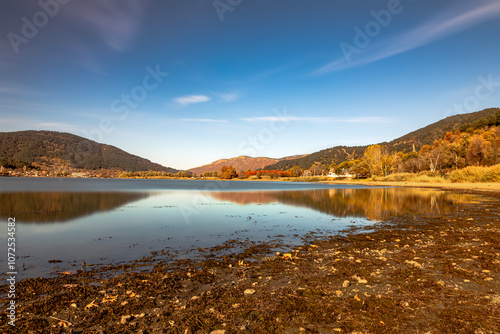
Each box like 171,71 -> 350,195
0,187 -> 480,279
0,188 -> 475,224
209,188 -> 475,221
0,192 -> 149,223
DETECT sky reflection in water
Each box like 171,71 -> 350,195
0,184 -> 477,279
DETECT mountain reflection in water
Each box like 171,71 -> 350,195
0,188 -> 477,225
209,188 -> 476,221
0,192 -> 150,223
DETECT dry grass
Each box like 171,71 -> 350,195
281,176 -> 332,182
371,172 -> 446,183
446,164 -> 500,183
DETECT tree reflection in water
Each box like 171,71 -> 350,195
209,188 -> 477,221
0,192 -> 150,223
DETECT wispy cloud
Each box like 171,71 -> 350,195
219,93 -> 239,102
181,118 -> 228,123
38,122 -> 69,128
313,1 -> 500,74
34,122 -> 80,133
0,84 -> 38,96
51,0 -> 150,74
241,116 -> 391,123
175,95 -> 211,105
0,117 -> 79,133
64,0 -> 148,51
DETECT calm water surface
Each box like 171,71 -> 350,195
0,178 -> 477,279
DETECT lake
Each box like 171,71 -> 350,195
0,178 -> 478,279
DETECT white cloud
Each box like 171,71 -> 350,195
241,116 -> 391,123
174,95 -> 211,105
181,118 -> 228,123
313,1 -> 500,74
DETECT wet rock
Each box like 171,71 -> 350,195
405,260 -> 422,268
121,315 -> 132,324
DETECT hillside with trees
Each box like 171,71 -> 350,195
187,154 -> 309,175
188,156 -> 279,175
264,108 -> 500,171
0,130 -> 178,175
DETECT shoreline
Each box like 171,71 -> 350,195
3,174 -> 500,193
1,189 -> 499,332
322,180 -> 500,196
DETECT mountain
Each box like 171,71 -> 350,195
188,156 -> 279,174
263,108 -> 500,170
0,130 -> 179,173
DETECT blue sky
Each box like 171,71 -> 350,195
1,0 -> 500,170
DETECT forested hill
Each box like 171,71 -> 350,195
188,156 -> 279,174
264,108 -> 500,171
387,108 -> 500,152
0,130 -> 178,173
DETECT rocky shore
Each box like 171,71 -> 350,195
1,189 -> 499,333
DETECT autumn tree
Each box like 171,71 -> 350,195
337,160 -> 355,175
288,165 -> 302,177
390,152 -> 404,174
482,127 -> 500,165
419,143 -> 446,172
350,158 -> 369,177
220,165 -> 238,179
363,145 -> 391,176
310,164 -> 326,176
466,135 -> 491,166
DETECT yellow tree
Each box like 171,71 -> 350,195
363,145 -> 390,176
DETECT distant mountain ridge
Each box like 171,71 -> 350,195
188,156 -> 279,174
187,154 -> 308,174
0,130 -> 178,173
263,108 -> 500,170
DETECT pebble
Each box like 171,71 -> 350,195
405,260 -> 423,268
244,289 -> 256,295
121,315 -> 132,324
343,280 -> 350,288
